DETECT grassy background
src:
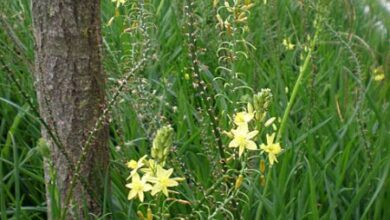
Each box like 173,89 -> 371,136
1,0 -> 390,219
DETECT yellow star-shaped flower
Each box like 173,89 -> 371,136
260,133 -> 283,166
126,173 -> 152,202
229,125 -> 258,157
126,155 -> 147,179
234,111 -> 254,126
148,166 -> 184,197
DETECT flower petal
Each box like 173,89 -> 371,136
138,191 -> 144,202
266,133 -> 275,144
244,112 -> 254,122
236,124 -> 249,133
246,141 -> 257,150
132,173 -> 141,182
239,145 -> 245,157
167,179 -> 179,187
127,160 -> 138,169
165,168 -> 174,177
269,154 -> 277,166
151,185 -> 161,196
144,184 -> 152,191
247,130 -> 259,139
128,190 -> 137,200
162,187 -> 169,197
229,139 -> 239,148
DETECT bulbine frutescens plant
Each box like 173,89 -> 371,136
225,89 -> 282,166
120,1 -> 287,219
125,89 -> 284,219
125,126 -> 186,218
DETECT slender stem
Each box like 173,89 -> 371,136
185,0 -> 225,161
254,168 -> 272,220
0,151 -> 6,220
276,26 -> 320,142
12,134 -> 21,219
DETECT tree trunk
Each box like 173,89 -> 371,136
31,0 -> 108,219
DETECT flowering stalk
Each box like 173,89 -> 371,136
276,20 -> 321,142
185,0 -> 226,163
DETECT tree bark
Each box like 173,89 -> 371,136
31,0 -> 108,219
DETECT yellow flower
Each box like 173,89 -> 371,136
126,173 -> 152,202
234,111 -> 254,126
373,66 -> 385,81
229,125 -> 258,157
140,159 -> 158,176
282,38 -> 295,50
374,74 -> 385,81
260,133 -> 282,166
112,0 -> 126,7
149,166 -> 183,197
127,155 -> 147,179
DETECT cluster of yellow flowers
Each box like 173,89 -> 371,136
126,156 -> 184,202
125,126 -> 184,202
228,111 -> 258,157
225,90 -> 283,166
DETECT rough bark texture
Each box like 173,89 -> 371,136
31,0 -> 108,219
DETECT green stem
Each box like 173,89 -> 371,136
254,168 -> 272,220
276,27 -> 320,142
0,151 -> 6,220
12,134 -> 21,219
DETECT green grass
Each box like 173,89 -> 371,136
1,0 -> 390,219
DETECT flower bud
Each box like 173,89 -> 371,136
151,125 -> 174,165
253,89 -> 272,121
259,175 -> 266,187
147,208 -> 153,220
259,160 -> 266,174
264,117 -> 276,127
235,174 -> 244,189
